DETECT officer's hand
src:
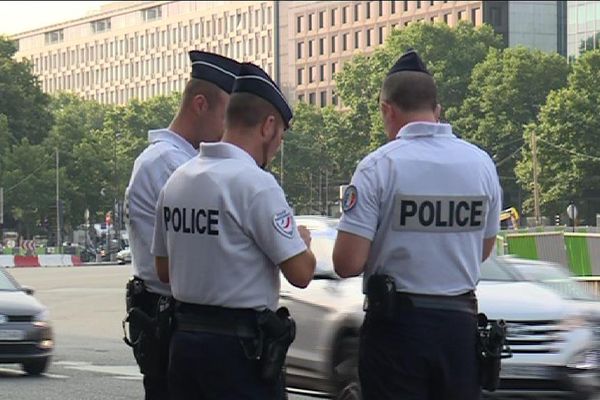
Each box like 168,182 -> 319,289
298,225 -> 312,248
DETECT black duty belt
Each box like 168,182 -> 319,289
394,291 -> 478,315
174,301 -> 259,338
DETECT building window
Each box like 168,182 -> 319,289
297,15 -> 303,33
354,4 -> 360,21
490,7 -> 502,25
354,31 -> 360,49
404,1 -> 408,12
391,1 -> 396,14
319,64 -> 325,81
379,26 -> 385,44
91,18 -> 111,33
297,42 -> 304,58
379,1 -> 384,16
319,11 -> 325,28
332,90 -> 338,105
309,92 -> 316,104
458,10 -> 465,21
44,29 -> 64,45
444,13 -> 450,24
298,94 -> 305,102
331,9 -> 337,26
471,8 -> 479,25
367,29 -> 372,46
142,6 -> 162,22
366,2 -> 371,19
297,68 -> 303,85
342,6 -> 348,24
308,40 -> 314,57
331,62 -> 337,76
308,13 -> 314,30
319,37 -> 325,55
331,35 -> 337,52
309,66 -> 315,83
320,91 -> 327,107
416,0 -> 421,9
343,33 -> 348,51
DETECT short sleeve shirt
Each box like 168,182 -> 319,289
151,142 -> 307,311
125,129 -> 197,296
338,122 -> 502,296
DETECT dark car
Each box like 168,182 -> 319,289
0,268 -> 53,375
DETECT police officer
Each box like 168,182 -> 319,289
124,51 -> 241,400
151,62 -> 316,400
332,50 -> 502,400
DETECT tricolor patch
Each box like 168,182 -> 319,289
273,209 -> 294,238
342,185 -> 358,212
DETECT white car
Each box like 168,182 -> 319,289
116,248 -> 131,264
282,216 -> 600,399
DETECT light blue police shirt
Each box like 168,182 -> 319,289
338,122 -> 502,296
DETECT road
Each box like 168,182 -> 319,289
2,265 -> 316,400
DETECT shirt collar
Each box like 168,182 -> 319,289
199,142 -> 258,166
396,121 -> 455,139
148,128 -> 197,158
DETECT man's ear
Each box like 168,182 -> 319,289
192,94 -> 208,114
434,104 -> 442,122
260,115 -> 276,140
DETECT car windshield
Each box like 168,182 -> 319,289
311,232 -> 336,276
0,269 -> 19,291
510,262 -> 597,301
480,257 -> 518,281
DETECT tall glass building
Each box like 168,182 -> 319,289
567,1 -> 600,60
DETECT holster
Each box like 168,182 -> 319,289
478,313 -> 511,392
122,277 -> 173,377
256,307 -> 296,383
364,275 -> 397,321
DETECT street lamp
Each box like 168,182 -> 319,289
114,132 -> 121,256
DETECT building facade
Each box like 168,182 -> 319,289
12,0 -> 566,107
13,1 -> 276,104
567,0 -> 600,60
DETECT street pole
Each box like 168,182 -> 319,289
56,148 -> 61,251
531,131 -> 541,226
114,132 -> 120,253
280,141 -> 284,190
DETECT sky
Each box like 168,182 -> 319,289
0,1 -> 112,35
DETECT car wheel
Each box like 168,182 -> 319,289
333,336 -> 360,399
22,357 -> 50,376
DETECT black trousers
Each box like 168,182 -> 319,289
128,290 -> 170,400
359,306 -> 480,400
168,330 -> 286,400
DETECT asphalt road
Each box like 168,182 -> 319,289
2,265 -> 316,400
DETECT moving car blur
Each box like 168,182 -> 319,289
0,267 -> 53,375
283,216 -> 600,400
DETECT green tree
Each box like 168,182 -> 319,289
335,22 -> 503,150
0,36 -> 53,146
515,50 -> 600,223
453,47 -> 569,209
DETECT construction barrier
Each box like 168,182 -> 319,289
0,255 -> 82,268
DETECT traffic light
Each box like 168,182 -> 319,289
555,214 -> 561,226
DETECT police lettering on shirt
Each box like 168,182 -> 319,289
392,195 -> 488,232
163,206 -> 219,235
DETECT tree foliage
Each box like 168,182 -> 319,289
515,50 -> 600,222
452,47 -> 569,206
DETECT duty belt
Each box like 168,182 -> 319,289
395,291 -> 478,315
173,301 -> 259,338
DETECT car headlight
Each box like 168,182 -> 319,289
34,308 -> 50,322
559,314 -> 589,331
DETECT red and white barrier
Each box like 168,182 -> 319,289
0,255 -> 82,268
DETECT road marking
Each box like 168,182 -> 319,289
0,367 -> 68,379
55,361 -> 142,380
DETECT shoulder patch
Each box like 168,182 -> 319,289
342,185 -> 358,212
273,209 -> 295,238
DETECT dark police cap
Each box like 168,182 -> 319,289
232,62 -> 293,129
189,50 -> 241,93
387,49 -> 430,76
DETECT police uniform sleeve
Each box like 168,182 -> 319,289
244,186 -> 307,266
337,163 -> 379,241
151,188 -> 168,257
484,161 -> 502,238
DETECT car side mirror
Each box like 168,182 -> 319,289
21,286 -> 35,296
